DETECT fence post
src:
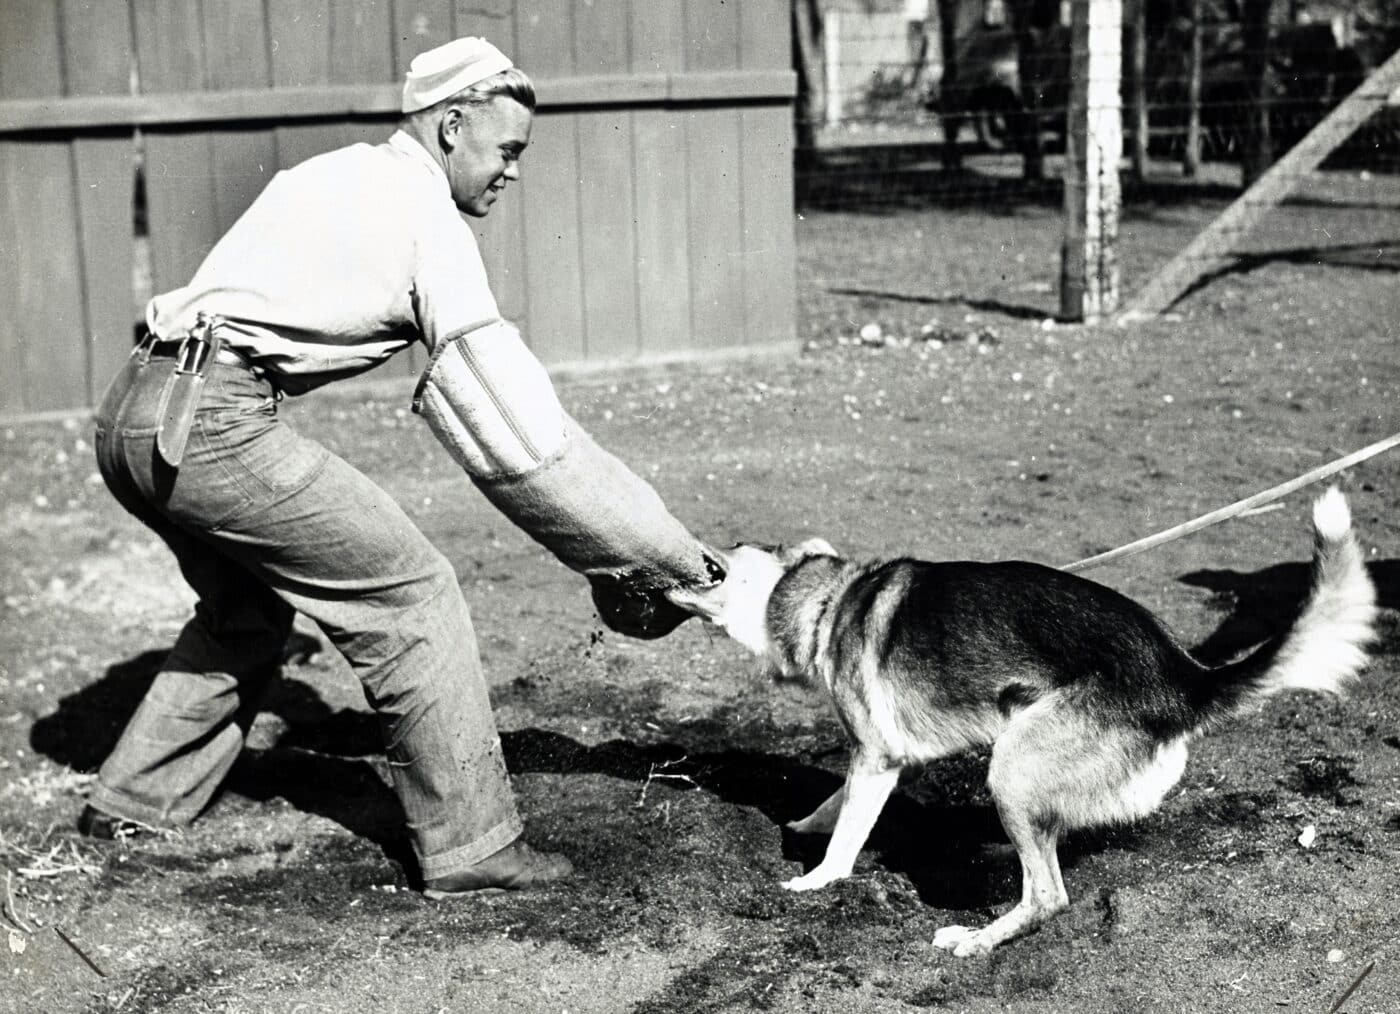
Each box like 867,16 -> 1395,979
1060,0 -> 1123,322
823,10 -> 842,126
1127,0 -> 1147,182
1183,0 -> 1203,178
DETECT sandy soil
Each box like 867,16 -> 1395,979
2,170 -> 1399,1013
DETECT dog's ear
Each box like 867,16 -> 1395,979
779,537 -> 836,565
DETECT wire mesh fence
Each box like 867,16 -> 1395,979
794,0 -> 1400,314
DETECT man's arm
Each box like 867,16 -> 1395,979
413,319 -> 720,636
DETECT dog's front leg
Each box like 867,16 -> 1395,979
782,760 -> 898,892
787,785 -> 846,835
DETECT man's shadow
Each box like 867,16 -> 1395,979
28,637 -> 414,872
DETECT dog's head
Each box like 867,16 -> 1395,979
666,538 -> 838,663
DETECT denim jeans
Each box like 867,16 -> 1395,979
90,348 -> 522,879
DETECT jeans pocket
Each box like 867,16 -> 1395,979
203,411 -> 330,501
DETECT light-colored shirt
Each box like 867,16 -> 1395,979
147,131 -> 499,394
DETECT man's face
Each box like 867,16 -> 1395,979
442,97 -> 532,217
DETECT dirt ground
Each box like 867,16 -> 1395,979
3,172 -> 1400,1014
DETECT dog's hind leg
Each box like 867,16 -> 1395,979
782,754 -> 898,892
934,704 -> 1184,956
787,784 -> 846,835
932,807 -> 1067,957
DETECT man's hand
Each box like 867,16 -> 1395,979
589,551 -> 725,639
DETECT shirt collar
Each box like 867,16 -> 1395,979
388,130 -> 449,192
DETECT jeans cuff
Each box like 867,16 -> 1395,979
86,784 -> 186,829
417,814 -> 524,880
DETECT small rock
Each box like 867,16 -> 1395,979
1298,824 -> 1317,849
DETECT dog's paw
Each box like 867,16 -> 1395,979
781,868 -> 842,892
932,925 -> 993,958
786,815 -> 836,835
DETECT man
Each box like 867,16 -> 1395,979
82,37 -> 719,896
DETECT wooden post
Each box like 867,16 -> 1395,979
823,9 -> 842,126
1128,0 -> 1147,182
1183,0 -> 1202,178
792,0 -> 824,150
1060,0 -> 1123,322
1010,0 -> 1045,181
937,0 -> 963,171
1124,47 -> 1400,318
1240,0 -> 1276,187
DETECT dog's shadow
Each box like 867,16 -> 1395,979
1178,559 -> 1400,664
501,728 -> 1031,910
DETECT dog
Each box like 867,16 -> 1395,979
667,488 -> 1376,956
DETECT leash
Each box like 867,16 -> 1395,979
1061,430 -> 1400,574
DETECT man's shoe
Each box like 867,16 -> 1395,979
423,840 -> 574,898
77,804 -> 147,841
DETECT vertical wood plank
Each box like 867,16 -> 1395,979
63,0 -> 138,403
267,0 -> 342,169
134,0 -> 220,297
633,110 -> 693,358
738,106 -> 795,349
0,0 -> 89,413
684,0 -> 741,73
574,0 -> 637,361
632,0 -> 685,73
739,0 -> 789,71
202,0 -> 277,234
317,6 -> 396,162
394,0 -> 455,74
517,8 -> 584,363
576,109 -> 640,361
683,0 -> 745,350
738,0 -> 796,350
575,0 -> 629,76
452,0 -> 517,52
631,1 -> 692,358
517,111 -> 585,365
682,107 -> 745,351
515,2 -> 573,81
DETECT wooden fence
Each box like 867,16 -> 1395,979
0,1 -> 796,418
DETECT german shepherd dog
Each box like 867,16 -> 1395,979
667,488 -> 1375,955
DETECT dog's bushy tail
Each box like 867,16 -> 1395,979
1193,487 -> 1376,726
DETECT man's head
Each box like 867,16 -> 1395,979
400,38 -> 536,217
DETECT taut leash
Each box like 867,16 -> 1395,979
1062,430 -> 1400,574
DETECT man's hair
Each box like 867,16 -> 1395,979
442,67 -> 536,113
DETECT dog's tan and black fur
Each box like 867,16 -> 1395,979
669,488 -> 1376,955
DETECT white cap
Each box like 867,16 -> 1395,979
401,37 -> 514,114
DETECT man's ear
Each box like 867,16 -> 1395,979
438,105 -> 465,151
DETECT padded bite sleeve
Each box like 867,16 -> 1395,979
472,414 -> 714,589
413,319 -> 568,476
414,321 -> 718,635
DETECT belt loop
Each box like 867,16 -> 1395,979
133,330 -> 157,365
